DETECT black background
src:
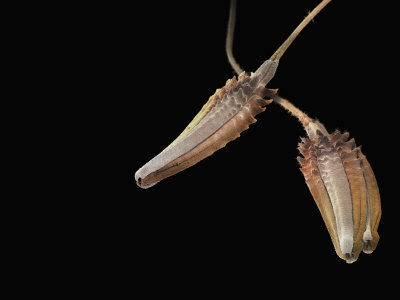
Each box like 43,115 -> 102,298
80,0 -> 397,287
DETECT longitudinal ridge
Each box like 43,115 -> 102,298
135,61 -> 278,188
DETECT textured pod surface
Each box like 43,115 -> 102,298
135,60 -> 279,188
298,129 -> 381,263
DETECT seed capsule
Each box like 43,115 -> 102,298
270,93 -> 382,263
297,126 -> 381,263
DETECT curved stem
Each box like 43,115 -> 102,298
226,0 -> 244,75
270,0 -> 332,61
270,93 -> 313,126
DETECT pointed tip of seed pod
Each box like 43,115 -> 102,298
136,181 -> 157,189
344,253 -> 357,264
135,177 -> 157,189
363,241 -> 374,254
135,168 -> 157,189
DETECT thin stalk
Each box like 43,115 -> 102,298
226,0 -> 244,74
270,0 -> 331,61
270,93 -> 313,126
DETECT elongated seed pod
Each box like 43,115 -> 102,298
135,0 -> 331,188
273,94 -> 381,263
135,61 -> 278,188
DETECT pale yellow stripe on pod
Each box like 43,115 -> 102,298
358,149 -> 382,253
140,94 -> 272,187
167,73 -> 247,148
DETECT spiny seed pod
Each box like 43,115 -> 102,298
135,0 -> 331,188
135,66 -> 278,188
272,94 -> 382,263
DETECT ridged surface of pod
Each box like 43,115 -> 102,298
298,128 -> 381,263
135,60 -> 279,188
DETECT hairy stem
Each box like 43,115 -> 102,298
270,93 -> 312,126
270,0 -> 331,61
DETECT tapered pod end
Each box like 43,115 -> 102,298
298,128 -> 381,263
135,70 -> 278,189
